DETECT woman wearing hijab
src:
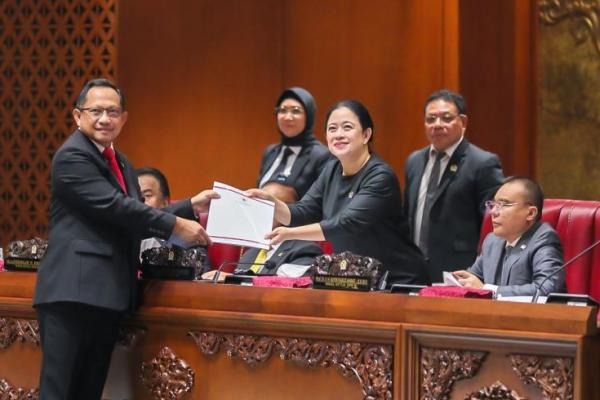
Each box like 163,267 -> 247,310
257,87 -> 330,202
249,100 -> 430,286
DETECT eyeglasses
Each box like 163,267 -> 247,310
78,107 -> 123,119
485,200 -> 531,211
424,113 -> 462,125
275,106 -> 304,117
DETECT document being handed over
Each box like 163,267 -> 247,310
206,182 -> 274,250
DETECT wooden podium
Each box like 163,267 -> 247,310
0,271 -> 598,399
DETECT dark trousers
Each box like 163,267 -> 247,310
36,302 -> 123,400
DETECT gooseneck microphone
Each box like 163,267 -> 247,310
212,260 -> 276,283
531,238 -> 600,303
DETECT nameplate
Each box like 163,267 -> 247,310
4,257 -> 41,272
312,275 -> 371,291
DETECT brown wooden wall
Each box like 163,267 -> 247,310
0,0 -> 537,244
116,0 -> 536,200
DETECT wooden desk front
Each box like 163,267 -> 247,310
0,272 -> 598,399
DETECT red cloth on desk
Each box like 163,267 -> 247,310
252,276 -> 312,288
419,286 -> 493,299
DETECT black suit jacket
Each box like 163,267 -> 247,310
236,240 -> 323,275
404,139 -> 504,282
257,141 -> 330,200
34,130 -> 195,312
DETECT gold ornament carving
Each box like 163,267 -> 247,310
539,0 -> 600,56
188,331 -> 392,400
0,318 -> 39,349
0,379 -> 38,399
463,380 -> 526,400
420,347 -> 488,400
140,347 -> 194,400
509,354 -> 573,400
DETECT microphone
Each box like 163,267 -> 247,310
212,260 -> 276,283
377,270 -> 390,291
531,238 -> 600,303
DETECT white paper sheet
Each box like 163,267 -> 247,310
206,182 -> 275,250
443,271 -> 463,286
277,263 -> 312,278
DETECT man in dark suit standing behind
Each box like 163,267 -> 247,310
404,90 -> 504,282
34,79 -> 217,400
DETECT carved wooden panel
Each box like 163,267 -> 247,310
0,0 -> 117,244
509,355 -> 573,400
420,347 -> 488,400
188,331 -> 393,400
0,379 -> 38,399
540,0 -> 600,56
0,317 -> 39,349
140,347 -> 194,400
463,381 -> 525,400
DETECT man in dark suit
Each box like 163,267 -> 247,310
453,177 -> 565,297
404,90 -> 504,282
33,79 -> 218,400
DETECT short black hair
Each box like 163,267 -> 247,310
503,176 -> 544,221
424,89 -> 467,115
136,167 -> 170,200
324,100 -> 374,147
75,78 -> 126,110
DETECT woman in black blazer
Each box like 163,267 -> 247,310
249,100 -> 430,286
257,87 -> 330,201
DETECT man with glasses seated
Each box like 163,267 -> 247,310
452,176 -> 565,297
404,89 -> 505,282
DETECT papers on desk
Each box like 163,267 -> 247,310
443,271 -> 463,286
276,263 -> 312,278
497,295 -> 547,303
206,182 -> 275,250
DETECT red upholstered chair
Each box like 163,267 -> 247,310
479,199 -> 600,300
319,241 -> 333,255
198,213 -> 241,272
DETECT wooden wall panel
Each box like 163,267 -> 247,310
281,0 -> 460,182
117,0 -> 284,196
116,0 -> 461,195
458,0 -> 537,177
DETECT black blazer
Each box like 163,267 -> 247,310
257,141 -> 330,200
404,139 -> 504,282
34,130 -> 195,312
236,240 -> 323,275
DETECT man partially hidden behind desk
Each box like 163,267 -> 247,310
453,176 -> 565,297
33,79 -> 218,399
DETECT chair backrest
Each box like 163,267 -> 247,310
479,199 -> 600,299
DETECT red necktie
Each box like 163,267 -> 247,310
102,147 -> 128,194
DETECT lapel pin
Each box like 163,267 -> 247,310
348,191 -> 354,199
277,252 -> 284,257
520,244 -> 526,250
449,164 -> 458,173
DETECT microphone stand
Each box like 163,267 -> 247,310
531,238 -> 600,303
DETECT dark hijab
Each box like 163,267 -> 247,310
276,87 -> 319,147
